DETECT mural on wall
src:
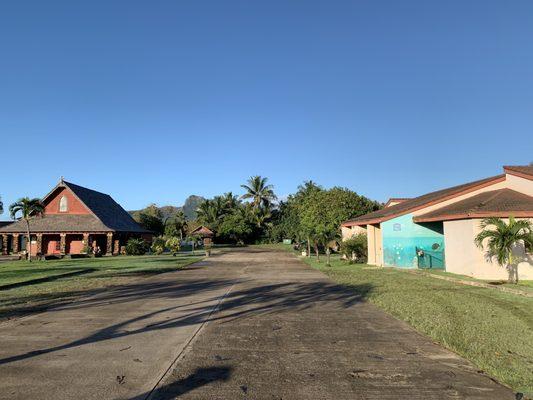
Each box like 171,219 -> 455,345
382,214 -> 445,269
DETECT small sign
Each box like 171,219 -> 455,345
393,223 -> 402,231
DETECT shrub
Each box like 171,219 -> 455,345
341,233 -> 367,263
165,236 -> 181,256
151,236 -> 166,255
125,238 -> 148,255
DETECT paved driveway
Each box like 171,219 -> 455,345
0,248 -> 513,399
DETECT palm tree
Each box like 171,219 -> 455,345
222,192 -> 240,211
196,200 -> 217,227
241,176 -> 277,209
9,198 -> 45,262
251,204 -> 272,228
474,216 -> 533,284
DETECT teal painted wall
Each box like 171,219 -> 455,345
382,214 -> 445,268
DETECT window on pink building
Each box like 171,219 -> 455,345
59,196 -> 68,212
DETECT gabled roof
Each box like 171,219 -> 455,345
504,165 -> 533,181
384,198 -> 411,208
189,225 -> 214,238
0,180 -> 150,234
342,174 -> 505,226
414,189 -> 533,222
62,181 -> 149,232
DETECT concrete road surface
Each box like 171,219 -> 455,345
0,248 -> 514,399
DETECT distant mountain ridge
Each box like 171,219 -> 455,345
129,195 -> 205,221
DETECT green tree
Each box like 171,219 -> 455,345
298,187 -> 380,265
9,197 -> 45,261
240,176 -> 277,209
135,204 -> 165,235
164,210 -> 187,240
218,207 -> 255,244
222,192 -> 240,211
475,217 -> 533,284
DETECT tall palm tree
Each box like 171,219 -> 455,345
9,198 -> 45,262
474,216 -> 533,284
241,176 -> 277,209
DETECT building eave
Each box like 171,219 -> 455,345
414,211 -> 533,223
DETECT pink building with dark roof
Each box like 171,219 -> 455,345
342,166 -> 533,280
0,179 -> 152,257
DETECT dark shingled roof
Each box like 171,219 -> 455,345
0,222 -> 13,229
414,189 -> 533,222
0,181 -> 150,234
342,174 -> 505,226
63,181 -> 149,233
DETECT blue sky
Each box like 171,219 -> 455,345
1,1 -> 532,219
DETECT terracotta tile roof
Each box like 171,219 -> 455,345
189,225 -> 214,238
342,174 -> 505,226
504,165 -> 533,180
414,189 -> 533,222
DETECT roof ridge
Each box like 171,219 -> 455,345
62,181 -> 113,230
343,173 -> 506,226
63,181 -> 112,198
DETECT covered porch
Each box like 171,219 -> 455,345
0,232 -> 141,257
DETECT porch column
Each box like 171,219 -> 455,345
2,234 -> 8,255
13,234 -> 19,253
82,233 -> 89,253
106,233 -> 113,255
59,234 -> 66,255
113,238 -> 120,255
36,234 -> 43,255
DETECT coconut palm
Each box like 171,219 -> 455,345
241,176 -> 277,209
474,216 -> 533,284
9,197 -> 45,262
251,204 -> 272,228
196,200 -> 218,227
222,192 -> 240,211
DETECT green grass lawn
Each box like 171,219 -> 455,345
412,268 -> 533,294
0,253 -> 203,319
275,248 -> 533,394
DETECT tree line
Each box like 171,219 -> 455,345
134,176 -> 382,253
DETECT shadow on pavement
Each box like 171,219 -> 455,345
0,275 -> 372,366
128,366 -> 233,400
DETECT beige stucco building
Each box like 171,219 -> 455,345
342,166 -> 533,280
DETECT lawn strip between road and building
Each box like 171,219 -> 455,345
266,245 -> 533,395
0,253 -> 203,321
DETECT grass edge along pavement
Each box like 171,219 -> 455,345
259,244 -> 533,396
0,253 -> 204,321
